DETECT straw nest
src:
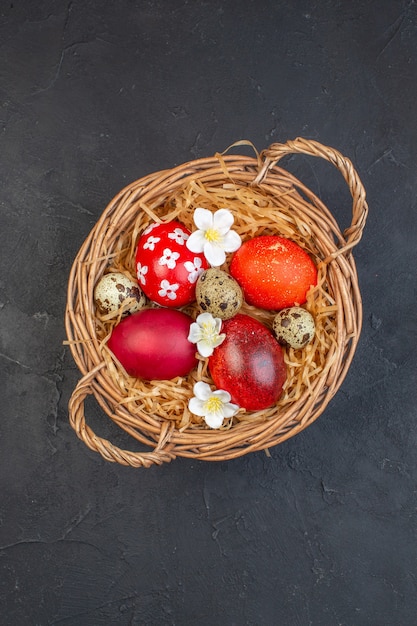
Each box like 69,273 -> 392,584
65,138 -> 368,467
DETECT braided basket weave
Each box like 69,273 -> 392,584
65,138 -> 368,467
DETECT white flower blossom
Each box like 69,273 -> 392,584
168,227 -> 189,245
186,207 -> 241,267
159,248 -> 180,269
158,279 -> 179,300
184,257 -> 204,284
143,235 -> 160,251
188,381 -> 239,429
187,312 -> 226,357
136,262 -> 148,285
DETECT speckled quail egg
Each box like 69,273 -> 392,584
273,306 -> 315,349
94,272 -> 146,316
196,268 -> 243,320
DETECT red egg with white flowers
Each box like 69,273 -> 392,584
135,221 -> 209,307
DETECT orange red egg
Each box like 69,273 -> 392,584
230,235 -> 317,310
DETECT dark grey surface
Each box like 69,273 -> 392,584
1,1 -> 416,624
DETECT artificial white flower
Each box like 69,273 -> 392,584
188,381 -> 239,429
186,207 -> 241,267
188,312 -> 226,357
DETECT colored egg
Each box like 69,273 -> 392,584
107,308 -> 198,380
230,235 -> 318,310
135,221 -> 209,307
208,314 -> 287,411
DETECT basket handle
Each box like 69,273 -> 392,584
254,137 -> 368,256
68,363 -> 176,468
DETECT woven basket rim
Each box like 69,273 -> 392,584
65,137 -> 368,467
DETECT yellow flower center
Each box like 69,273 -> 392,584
204,228 -> 221,243
204,396 -> 223,414
202,321 -> 216,339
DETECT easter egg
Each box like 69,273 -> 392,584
135,221 -> 209,307
196,268 -> 243,319
273,306 -> 316,349
230,235 -> 317,310
94,271 -> 146,317
208,314 -> 286,411
107,308 -> 198,380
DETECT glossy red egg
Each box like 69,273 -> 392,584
107,308 -> 197,380
208,314 -> 287,411
135,221 -> 209,307
230,235 -> 317,310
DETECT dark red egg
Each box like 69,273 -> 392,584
208,314 -> 287,411
107,308 -> 197,380
135,221 -> 209,307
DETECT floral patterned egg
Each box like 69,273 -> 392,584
135,221 -> 209,307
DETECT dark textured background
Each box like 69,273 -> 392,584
1,1 -> 416,624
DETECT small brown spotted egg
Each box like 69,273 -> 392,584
273,306 -> 315,349
196,268 -> 243,320
94,272 -> 146,316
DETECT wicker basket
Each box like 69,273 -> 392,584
65,138 -> 368,467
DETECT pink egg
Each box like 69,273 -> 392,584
135,221 -> 209,307
208,314 -> 287,410
107,308 -> 197,380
